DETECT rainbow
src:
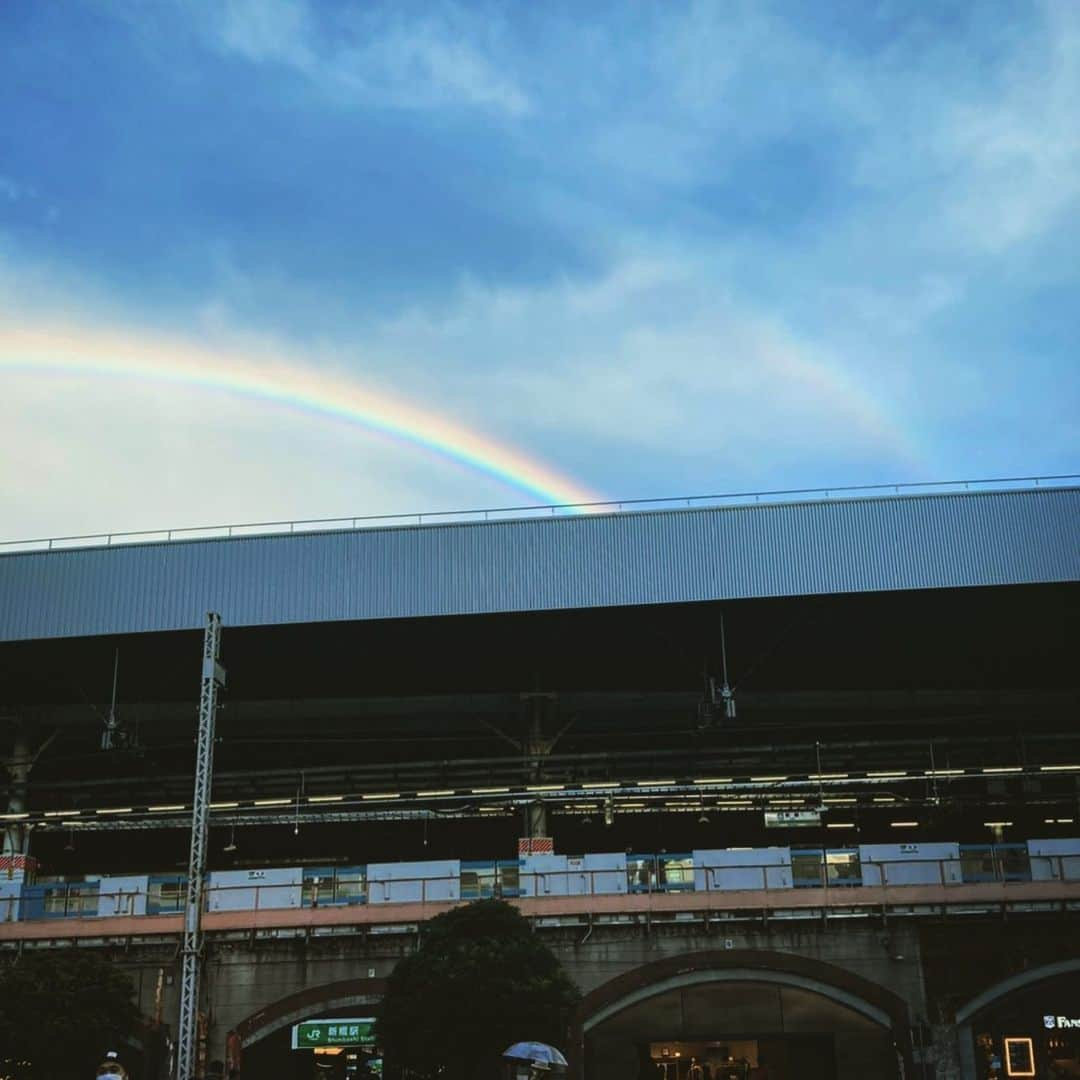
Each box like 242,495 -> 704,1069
0,320 -> 603,509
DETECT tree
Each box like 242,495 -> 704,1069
377,899 -> 580,1080
0,950 -> 138,1080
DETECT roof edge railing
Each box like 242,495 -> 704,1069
2,473 -> 1077,555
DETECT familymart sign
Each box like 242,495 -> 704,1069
291,1018 -> 377,1049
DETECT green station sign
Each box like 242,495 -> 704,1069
291,1018 -> 377,1049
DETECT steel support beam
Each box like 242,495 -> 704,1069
176,613 -> 224,1080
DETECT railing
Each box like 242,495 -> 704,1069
2,474 -> 1075,554
4,853 -> 1079,926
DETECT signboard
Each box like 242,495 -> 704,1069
291,1018 -> 377,1050
764,810 -> 821,828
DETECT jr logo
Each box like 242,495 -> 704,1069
1045,1015 -> 1057,1029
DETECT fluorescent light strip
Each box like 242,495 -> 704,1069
1,812 -> 29,821
254,798 -> 292,807
868,771 -> 906,778
810,773 -> 849,780
473,787 -> 510,795
693,778 -> 732,785
309,795 -> 344,803
96,807 -> 132,815
890,821 -> 919,828
1040,764 -> 1080,772
984,821 -> 1013,827
362,793 -> 400,801
983,766 -> 1023,774
210,801 -> 239,810
750,775 -> 787,782
582,782 -> 618,789
926,769 -> 964,777
823,797 -> 857,804
826,822 -> 856,829
43,810 -> 69,818
637,779 -> 675,787
526,784 -> 565,792
873,797 -> 897,803
417,789 -> 455,797
148,804 -> 186,812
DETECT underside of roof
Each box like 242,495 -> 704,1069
0,487 -> 1076,642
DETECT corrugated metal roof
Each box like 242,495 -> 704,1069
1,488 -> 1077,642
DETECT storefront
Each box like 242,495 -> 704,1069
966,973 -> 1080,1078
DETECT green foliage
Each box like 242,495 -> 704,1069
377,900 -> 580,1080
0,950 -> 138,1080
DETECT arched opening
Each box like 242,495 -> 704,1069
956,959 -> 1080,1080
572,951 -> 912,1080
233,978 -> 386,1080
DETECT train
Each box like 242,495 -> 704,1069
2,837 -> 1078,922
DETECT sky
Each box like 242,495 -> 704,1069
1,0 -> 1077,540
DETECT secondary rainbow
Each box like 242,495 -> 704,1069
0,321 -> 602,510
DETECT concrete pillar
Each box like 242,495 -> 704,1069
2,728 -> 32,860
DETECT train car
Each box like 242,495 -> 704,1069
206,867 -> 302,912
960,842 -> 1031,883
858,843 -> 963,886
96,874 -> 149,916
1027,838 -> 1080,881
627,853 -> 695,893
368,859 -> 460,903
301,865 -> 367,907
694,848 -> 793,892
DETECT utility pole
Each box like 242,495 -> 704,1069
177,613 -> 225,1080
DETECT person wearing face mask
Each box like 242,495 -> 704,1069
96,1051 -> 128,1080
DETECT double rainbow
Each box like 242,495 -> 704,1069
0,320 -> 602,510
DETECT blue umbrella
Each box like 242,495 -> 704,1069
502,1042 -> 569,1070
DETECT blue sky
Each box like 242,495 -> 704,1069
1,0 -> 1077,536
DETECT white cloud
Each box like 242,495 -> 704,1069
212,0 -> 529,115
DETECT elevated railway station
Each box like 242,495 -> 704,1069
1,480 -> 1078,1080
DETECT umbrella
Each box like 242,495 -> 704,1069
502,1043 -> 569,1070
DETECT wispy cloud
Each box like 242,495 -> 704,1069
211,0 -> 529,115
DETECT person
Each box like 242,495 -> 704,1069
96,1052 -> 128,1080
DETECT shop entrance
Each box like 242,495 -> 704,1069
584,978 -> 897,1080
645,1036 -> 835,1080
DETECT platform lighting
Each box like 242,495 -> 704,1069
1041,764 -> 1080,772
693,778 -> 732,785
983,766 -> 1023,774
750,775 -> 787,782
826,823 -> 856,829
868,771 -> 906,778
638,779 -> 675,787
96,807 -> 132,815
149,804 -> 186,812
210,801 -> 239,810
926,769 -> 963,777
890,821 -> 919,828
417,789 -> 454,797
603,797 -> 615,827
254,798 -> 291,807
473,787 -> 510,794
526,784 -> 564,792
583,782 -> 619,789
362,793 -> 400,801
309,795 -> 344,803
809,773 -> 849,781
983,821 -> 1013,827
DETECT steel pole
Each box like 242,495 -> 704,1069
176,613 -> 225,1080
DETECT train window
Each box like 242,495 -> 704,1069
659,856 -> 694,889
497,863 -> 520,897
460,868 -> 483,899
825,850 -> 862,886
792,849 -> 824,887
303,871 -> 337,907
336,870 -> 366,904
43,886 -> 69,916
627,857 -> 656,891
996,844 -> 1031,882
961,845 -> 995,882
149,879 -> 186,913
